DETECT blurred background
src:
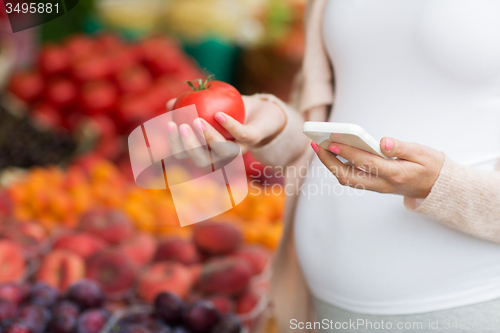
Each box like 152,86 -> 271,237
0,1 -> 305,332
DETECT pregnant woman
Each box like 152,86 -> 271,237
168,0 -> 500,331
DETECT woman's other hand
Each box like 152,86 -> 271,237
311,137 -> 445,198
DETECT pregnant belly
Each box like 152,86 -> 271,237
293,157 -> 500,314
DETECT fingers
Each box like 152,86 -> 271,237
166,98 -> 177,111
166,122 -> 189,159
380,137 -> 427,164
313,142 -> 389,192
193,118 -> 247,161
214,112 -> 261,146
178,124 -> 211,168
326,142 -> 396,178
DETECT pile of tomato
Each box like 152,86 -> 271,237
8,34 -> 203,161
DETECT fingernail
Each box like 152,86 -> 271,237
311,142 -> 319,153
215,114 -> 226,123
329,145 -> 340,154
385,138 -> 393,152
194,120 -> 205,132
179,126 -> 189,138
167,122 -> 175,134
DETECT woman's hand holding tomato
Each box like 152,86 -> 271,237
166,75 -> 286,167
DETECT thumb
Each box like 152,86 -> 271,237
381,137 -> 426,162
166,98 -> 177,111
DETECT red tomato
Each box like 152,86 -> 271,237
80,80 -> 118,115
145,76 -> 187,110
45,78 -> 78,107
65,35 -> 96,61
115,66 -> 152,95
173,78 -> 245,140
106,47 -> 140,77
116,94 -> 155,130
38,45 -> 70,76
71,55 -> 113,82
96,33 -> 124,52
8,71 -> 43,102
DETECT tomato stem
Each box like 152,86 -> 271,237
184,69 -> 215,91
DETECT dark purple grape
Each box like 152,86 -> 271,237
17,304 -> 50,333
76,309 -> 110,333
118,324 -> 151,333
0,284 -> 28,305
67,280 -> 104,310
210,314 -> 242,333
154,293 -> 184,325
171,327 -> 190,333
29,282 -> 59,307
52,300 -> 80,316
49,301 -> 80,333
119,313 -> 152,326
146,320 -> 172,333
3,323 -> 32,333
49,312 -> 78,333
182,301 -> 220,333
0,300 -> 18,322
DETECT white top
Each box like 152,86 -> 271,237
294,0 -> 500,315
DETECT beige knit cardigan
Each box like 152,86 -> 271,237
248,0 -> 500,332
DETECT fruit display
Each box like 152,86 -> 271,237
4,159 -> 284,249
0,212 -> 272,332
7,33 -> 204,164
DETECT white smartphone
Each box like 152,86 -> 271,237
303,122 -> 395,160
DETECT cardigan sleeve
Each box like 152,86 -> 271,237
405,155 -> 500,243
247,94 -> 309,168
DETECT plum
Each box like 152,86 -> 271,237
50,301 -> 80,333
210,314 -> 242,333
0,300 -> 18,322
171,327 -> 190,333
49,311 -> 78,333
182,301 -> 220,333
18,304 -> 50,333
67,280 -> 104,310
4,323 -> 32,333
29,282 -> 59,307
0,284 -> 28,304
154,293 -> 184,325
76,309 -> 110,333
118,324 -> 151,333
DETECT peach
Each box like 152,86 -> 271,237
86,250 -> 136,298
36,249 -> 85,291
208,295 -> 236,314
154,238 -> 200,265
119,233 -> 157,267
137,262 -> 193,302
0,222 -> 47,259
233,245 -> 271,275
0,240 -> 25,284
53,233 -> 106,259
193,222 -> 242,256
199,258 -> 252,296
0,191 -> 12,220
236,290 -> 261,314
80,208 -> 133,244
